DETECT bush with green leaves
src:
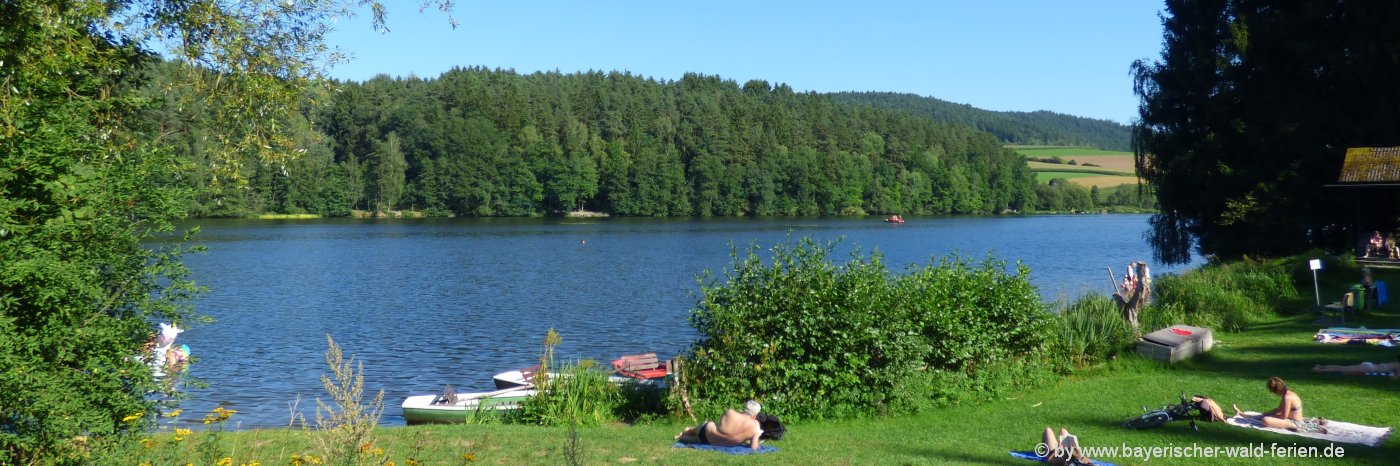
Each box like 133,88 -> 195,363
684,237 -> 1058,421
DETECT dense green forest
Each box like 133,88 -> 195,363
142,64 -> 1148,218
829,92 -> 1132,151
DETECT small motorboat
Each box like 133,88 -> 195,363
492,365 -> 650,389
401,385 -> 536,424
883,215 -> 905,224
493,365 -> 547,389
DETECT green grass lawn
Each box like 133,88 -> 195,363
165,273 -> 1400,465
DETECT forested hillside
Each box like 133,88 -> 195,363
829,92 -> 1132,151
153,66 -> 1043,217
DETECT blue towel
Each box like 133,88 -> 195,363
674,443 -> 778,454
1010,451 -> 1116,466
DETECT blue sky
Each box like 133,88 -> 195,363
326,1 -> 1165,124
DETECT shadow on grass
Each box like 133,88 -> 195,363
886,445 -> 1018,465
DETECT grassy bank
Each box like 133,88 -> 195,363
125,260 -> 1400,465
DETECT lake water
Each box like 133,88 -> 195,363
172,214 -> 1199,428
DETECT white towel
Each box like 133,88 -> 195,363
1227,412 -> 1392,447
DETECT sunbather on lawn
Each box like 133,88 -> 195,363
675,400 -> 764,451
1313,355 -> 1400,376
1232,376 -> 1327,433
1038,427 -> 1093,466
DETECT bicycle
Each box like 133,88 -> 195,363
1122,393 -> 1214,430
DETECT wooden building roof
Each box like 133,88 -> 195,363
1337,147 -> 1400,184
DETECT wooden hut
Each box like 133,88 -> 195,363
1332,147 -> 1400,267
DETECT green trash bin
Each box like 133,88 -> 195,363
1350,284 -> 1366,310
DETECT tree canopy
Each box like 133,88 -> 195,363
165,68 -> 1055,218
0,0 -> 444,462
830,92 -> 1132,151
1132,0 -> 1400,263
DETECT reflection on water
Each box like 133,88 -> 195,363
174,215 -> 1198,427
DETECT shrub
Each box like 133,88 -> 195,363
684,237 -> 1057,421
311,335 -> 386,466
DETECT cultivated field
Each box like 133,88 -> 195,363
1017,146 -> 1140,188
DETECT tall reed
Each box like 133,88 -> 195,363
1147,259 -> 1299,331
1052,294 -> 1137,366
514,329 -> 622,427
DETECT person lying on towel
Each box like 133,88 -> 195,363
675,400 -> 764,451
1038,427 -> 1094,466
1313,354 -> 1400,377
1232,376 -> 1327,434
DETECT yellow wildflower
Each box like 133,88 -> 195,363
288,454 -> 304,466
141,438 -> 155,449
461,452 -> 477,462
121,412 -> 144,422
216,458 -> 233,466
359,442 -> 372,453
139,462 -> 151,466
309,455 -> 323,465
165,409 -> 183,418
384,462 -> 394,466
372,447 -> 384,456
405,458 -> 420,466
242,463 -> 262,466
173,428 -> 192,441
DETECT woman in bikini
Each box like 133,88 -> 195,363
1232,376 -> 1327,433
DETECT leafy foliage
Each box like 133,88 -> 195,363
684,238 -> 1057,421
0,3 -> 198,463
1,0 -> 452,463
1133,1 -> 1400,263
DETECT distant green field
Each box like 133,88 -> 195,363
1035,171 -> 1097,183
1011,146 -> 1132,157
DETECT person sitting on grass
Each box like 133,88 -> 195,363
1038,427 -> 1093,466
1232,376 -> 1327,433
1193,395 -> 1226,422
1313,354 -> 1400,377
675,400 -> 764,450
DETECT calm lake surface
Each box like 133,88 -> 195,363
173,214 -> 1199,428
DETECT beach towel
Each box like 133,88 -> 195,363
1314,329 -> 1396,345
673,443 -> 777,454
1009,451 -> 1115,465
1319,327 -> 1400,335
1226,413 -> 1393,447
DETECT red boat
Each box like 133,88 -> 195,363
884,215 -> 905,224
611,352 -> 670,380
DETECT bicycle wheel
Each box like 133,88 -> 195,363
1123,411 -> 1171,429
